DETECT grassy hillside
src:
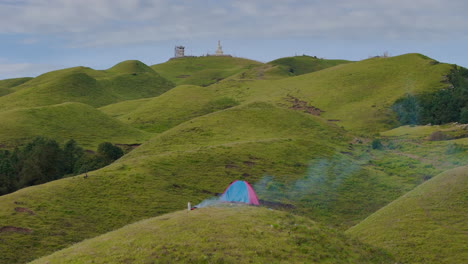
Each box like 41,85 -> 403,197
151,56 -> 261,86
268,55 -> 351,76
30,206 -> 394,264
232,53 -> 454,134
0,102 -> 351,264
0,61 -> 174,111
0,77 -> 33,96
3,101 -> 462,264
102,85 -> 232,132
0,53 -> 465,264
347,166 -> 468,264
0,102 -> 150,149
113,54 -> 453,135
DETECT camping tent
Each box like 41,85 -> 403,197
220,180 -> 260,205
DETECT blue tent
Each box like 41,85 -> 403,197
219,180 -> 259,205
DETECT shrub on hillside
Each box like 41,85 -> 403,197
0,138 -> 125,196
371,139 -> 384,150
392,66 -> 468,125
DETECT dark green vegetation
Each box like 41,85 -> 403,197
31,206 -> 394,264
392,66 -> 468,125
347,166 -> 467,264
0,137 -> 124,196
0,54 -> 466,264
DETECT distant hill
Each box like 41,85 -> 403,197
0,60 -> 174,111
219,53 -> 454,133
100,84 -> 228,132
0,102 -> 150,148
347,166 -> 468,264
30,206 -> 394,264
107,54 -> 454,134
0,77 -> 33,96
151,56 -> 261,86
268,55 -> 351,76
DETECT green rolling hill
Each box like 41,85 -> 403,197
104,53 -> 454,135
150,56 -> 261,86
0,77 -> 33,96
0,102 -> 150,148
223,53 -> 453,133
0,53 -> 466,264
30,206 -> 394,264
268,55 -> 351,76
0,60 -> 174,111
347,166 -> 468,264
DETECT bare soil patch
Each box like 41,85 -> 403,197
0,226 -> 32,234
14,207 -> 35,215
286,96 -> 323,116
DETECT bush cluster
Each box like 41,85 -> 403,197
0,137 -> 123,195
392,66 -> 468,125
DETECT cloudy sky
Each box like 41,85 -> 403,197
0,0 -> 467,79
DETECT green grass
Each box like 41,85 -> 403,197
0,102 -> 351,264
211,53 -> 453,134
0,102 -> 150,149
151,56 -> 261,86
30,206 -> 394,264
120,53 -> 454,135
347,166 -> 468,264
268,55 -> 351,76
102,85 -> 222,132
3,100 -> 464,264
0,77 -> 33,96
0,53 -> 466,264
0,61 -> 174,111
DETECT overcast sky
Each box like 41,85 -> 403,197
0,0 -> 467,79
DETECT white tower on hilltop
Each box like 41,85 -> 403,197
215,40 -> 224,56
174,45 -> 185,58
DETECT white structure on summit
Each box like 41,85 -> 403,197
174,45 -> 185,58
215,40 -> 224,56
170,41 -> 231,60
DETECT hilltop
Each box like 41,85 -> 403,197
268,55 -> 351,76
0,60 -> 174,111
151,56 -> 261,86
347,166 -> 468,264
30,206 -> 394,264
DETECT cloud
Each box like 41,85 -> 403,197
0,60 -> 60,79
0,0 -> 467,47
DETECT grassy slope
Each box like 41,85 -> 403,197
0,61 -> 174,111
30,206 -> 394,264
0,103 -> 354,264
100,56 -> 350,130
236,54 -> 453,134
3,101 -> 460,264
109,54 -> 452,135
0,102 -> 150,149
101,85 -> 222,132
0,53 -> 465,263
0,77 -> 33,96
151,56 -> 261,86
268,55 -> 351,76
347,166 -> 468,264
